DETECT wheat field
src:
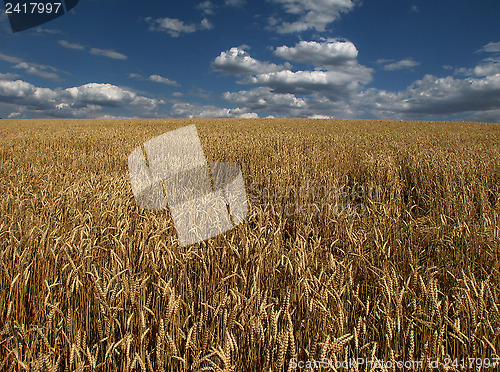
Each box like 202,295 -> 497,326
0,118 -> 499,371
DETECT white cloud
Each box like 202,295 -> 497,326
0,80 -> 60,111
201,18 -> 213,30
0,79 -> 164,118
223,87 -> 307,112
148,75 -> 180,86
477,41 -> 500,54
245,66 -> 373,95
0,73 -> 19,80
35,27 -> 61,34
0,80 -> 37,100
356,72 -> 500,119
58,40 -> 85,50
375,58 -> 393,64
153,18 -> 195,34
274,40 -> 358,66
216,47 -> 500,122
0,52 -> 23,64
57,40 -> 128,61
65,83 -> 138,107
170,102 -> 258,118
452,57 -> 500,78
223,87 -> 358,118
467,57 -> 500,77
0,53 -> 65,80
197,1 -> 215,15
212,41 -> 372,99
90,48 -> 128,60
129,73 -> 180,86
214,41 -> 373,115
383,58 -> 420,71
146,17 -> 212,37
411,5 -> 419,13
13,62 -> 60,81
212,46 -> 290,75
240,112 -> 259,118
269,0 -> 357,33
308,114 -> 333,119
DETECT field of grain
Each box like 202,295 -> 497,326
0,118 -> 499,371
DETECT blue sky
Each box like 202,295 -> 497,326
0,0 -> 499,121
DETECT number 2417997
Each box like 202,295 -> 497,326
5,2 -> 63,14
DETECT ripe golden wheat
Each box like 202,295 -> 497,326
0,118 -> 499,371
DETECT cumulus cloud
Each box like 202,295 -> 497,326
382,58 -> 420,71
477,41 -> 500,54
470,58 -> 500,77
146,17 -> 213,37
357,72 -> 500,119
0,79 -> 164,118
213,41 -> 373,100
273,40 -> 358,66
90,48 -> 128,60
0,80 -> 60,110
223,87 -> 307,111
269,0 -> 357,33
223,87 -> 359,118
212,46 -> 291,75
129,73 -> 180,87
215,43 -> 500,122
334,58 -> 500,122
65,84 -> 137,107
245,65 -> 373,96
170,102 -> 258,118
213,41 -> 373,115
456,57 -> 500,78
58,40 -> 85,50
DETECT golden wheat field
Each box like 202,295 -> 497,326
0,118 -> 499,371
